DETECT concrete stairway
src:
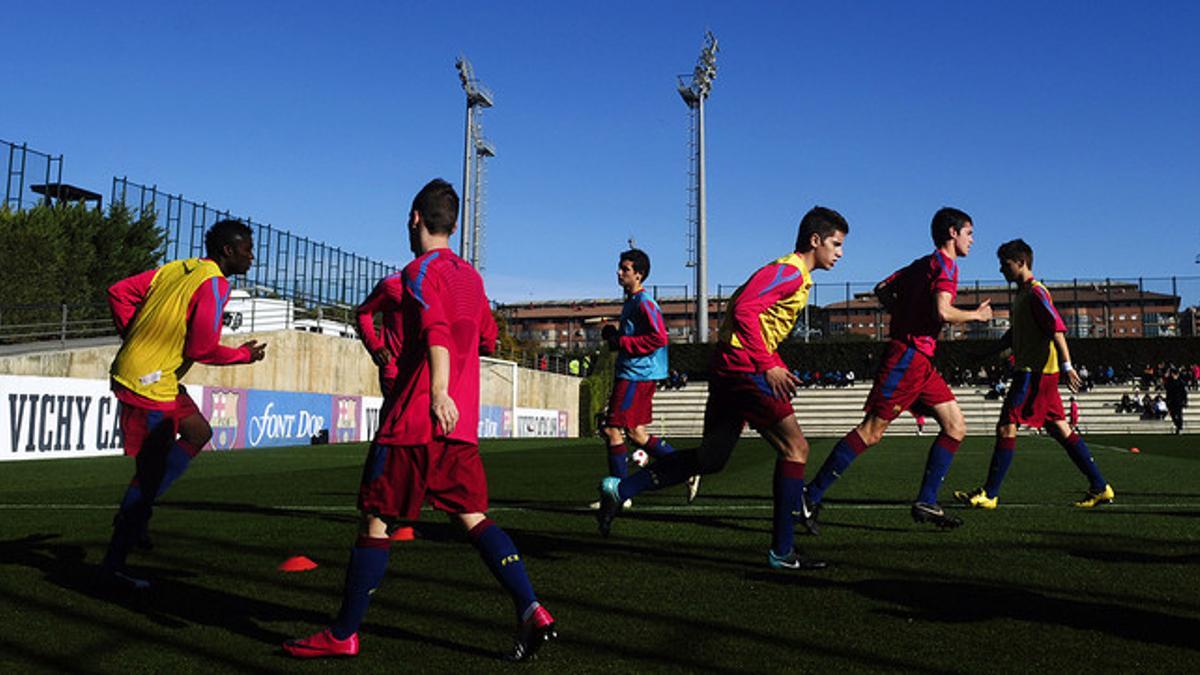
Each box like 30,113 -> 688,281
650,384 -> 1190,438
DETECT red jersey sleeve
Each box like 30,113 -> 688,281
184,276 -> 251,365
1030,284 -> 1067,333
931,252 -> 958,298
729,262 -> 806,371
107,269 -> 157,335
619,298 -> 669,356
356,277 -> 398,353
479,302 -> 498,356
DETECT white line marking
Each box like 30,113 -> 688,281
2,502 -> 1196,512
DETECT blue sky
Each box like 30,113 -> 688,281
4,1 -> 1198,303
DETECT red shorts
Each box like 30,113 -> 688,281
1000,371 -> 1065,428
864,341 -> 955,421
119,388 -> 201,457
357,440 -> 489,519
605,378 -> 656,428
705,371 -> 796,432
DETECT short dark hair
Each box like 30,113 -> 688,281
205,219 -> 253,259
997,238 -> 1034,269
620,248 -> 651,280
411,178 -> 459,235
931,207 -> 972,245
794,206 -> 849,252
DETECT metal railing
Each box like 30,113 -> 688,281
111,177 -> 401,309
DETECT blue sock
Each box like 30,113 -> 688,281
607,443 -> 629,479
807,430 -> 867,504
618,449 -> 700,501
469,519 -> 537,621
983,437 -> 1016,498
917,433 -> 961,504
772,459 -> 806,557
1060,432 -> 1107,491
155,440 -> 200,497
642,435 -> 676,458
331,536 -> 391,640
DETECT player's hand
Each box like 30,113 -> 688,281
764,366 -> 800,400
975,299 -> 993,322
242,340 -> 267,362
1065,368 -> 1083,393
601,324 -> 619,350
432,390 -> 459,435
371,346 -> 394,368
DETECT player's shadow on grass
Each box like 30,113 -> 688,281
832,577 -> 1199,651
1068,548 -> 1200,565
162,499 -> 358,525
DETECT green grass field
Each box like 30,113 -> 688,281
2,433 -> 1198,673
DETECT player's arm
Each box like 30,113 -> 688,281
479,302 -> 498,356
184,277 -> 266,365
935,292 -> 992,325
874,269 -> 902,313
618,299 -> 668,355
107,269 -> 157,336
1052,331 -> 1082,392
356,278 -> 396,366
730,263 -> 802,398
412,265 -> 459,434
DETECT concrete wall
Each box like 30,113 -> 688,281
0,331 -> 581,435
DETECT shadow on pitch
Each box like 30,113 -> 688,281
161,499 -> 358,525
757,572 -> 1200,651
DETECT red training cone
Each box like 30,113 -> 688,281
1130,447 -> 1140,454
391,526 -> 415,542
278,555 -> 319,572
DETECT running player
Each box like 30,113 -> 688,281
595,249 -> 697,506
100,219 -> 267,589
596,206 -> 849,571
954,239 -> 1114,509
355,270 -> 405,396
805,207 -> 993,530
284,179 -> 556,661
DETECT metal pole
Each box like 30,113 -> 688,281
472,151 -> 483,267
696,94 -> 709,343
461,103 -> 474,259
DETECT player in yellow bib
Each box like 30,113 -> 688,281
100,220 -> 266,591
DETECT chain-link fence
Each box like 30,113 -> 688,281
111,177 -> 400,309
3,139 -> 64,211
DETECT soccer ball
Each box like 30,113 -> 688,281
630,449 -> 650,467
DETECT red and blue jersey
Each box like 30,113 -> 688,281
614,289 -> 669,382
375,248 -> 497,446
712,252 -> 812,375
1011,278 -> 1066,374
879,250 -> 959,358
356,272 -> 404,382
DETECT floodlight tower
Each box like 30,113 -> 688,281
678,32 -> 718,343
472,123 -> 496,269
456,55 -> 493,266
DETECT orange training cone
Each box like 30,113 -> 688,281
391,526 -> 415,541
1130,447 -> 1140,454
278,555 -> 319,572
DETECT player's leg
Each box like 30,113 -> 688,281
152,397 -> 211,499
912,398 -> 966,527
597,392 -> 742,536
603,425 -> 629,479
956,372 -> 1028,510
456,511 -> 556,660
758,416 -> 826,570
808,342 -> 916,509
286,442 -> 418,658
806,413 -> 889,507
627,424 -> 676,459
1045,419 -> 1114,507
602,379 -> 638,479
101,405 -> 176,585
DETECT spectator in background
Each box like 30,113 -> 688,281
1077,364 -> 1091,391
568,358 -> 580,376
846,370 -> 856,387
1165,368 -> 1188,433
